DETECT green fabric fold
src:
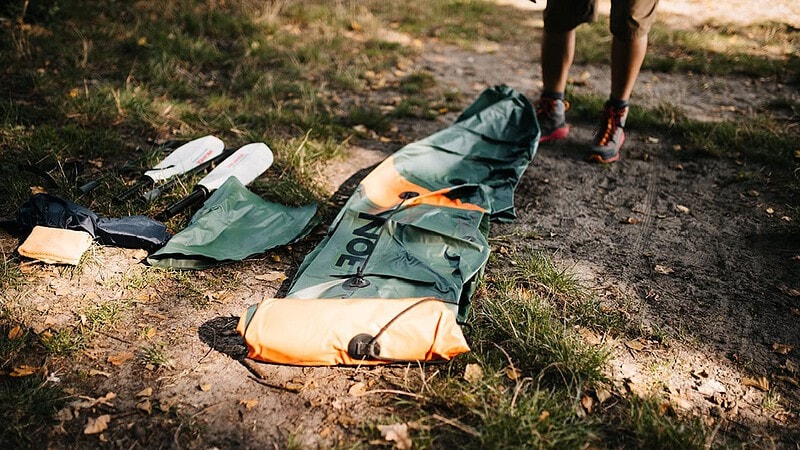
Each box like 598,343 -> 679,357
286,85 -> 539,322
148,177 -> 317,270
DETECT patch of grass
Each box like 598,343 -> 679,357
0,257 -> 25,293
761,390 -> 782,413
171,272 -> 212,309
398,72 -> 437,94
397,379 -> 600,449
342,106 -> 392,133
510,252 -> 586,298
392,96 -> 439,120
40,328 -> 85,356
471,287 -> 608,385
576,18 -> 800,80
0,375 -> 68,449
765,96 -> 800,118
366,1 -> 535,46
139,343 -> 173,369
110,267 -> 170,292
0,322 -> 29,367
609,397 -> 709,450
84,300 -> 129,332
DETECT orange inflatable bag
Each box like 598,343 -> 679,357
237,297 -> 470,366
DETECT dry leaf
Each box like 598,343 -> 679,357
254,272 -> 287,282
56,406 -> 74,421
136,399 -> 152,414
581,394 -> 594,414
595,387 -> 612,404
625,339 -> 645,351
577,327 -> 602,345
144,327 -> 157,339
349,381 -> 367,397
134,292 -> 153,302
8,325 -> 23,340
697,380 -> 726,396
198,383 -> 211,392
239,399 -> 259,411
377,423 -> 412,450
537,410 -> 550,422
505,366 -> 522,381
158,395 -> 180,412
284,382 -> 304,392
136,387 -> 153,397
463,364 -> 483,384
772,343 -> 794,355
10,365 -> 39,377
89,369 -> 111,378
654,265 -> 674,275
93,392 -> 117,407
741,376 -> 770,391
674,204 -> 690,214
107,352 -> 134,366
84,415 -> 111,435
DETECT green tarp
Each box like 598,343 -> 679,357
148,177 -> 317,269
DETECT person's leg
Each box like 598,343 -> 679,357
541,29 -> 576,96
536,29 -> 576,142
537,0 -> 595,143
610,34 -> 649,102
588,0 -> 658,163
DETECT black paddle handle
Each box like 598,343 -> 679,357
116,177 -> 154,202
156,188 -> 208,221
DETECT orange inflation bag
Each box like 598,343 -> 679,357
237,297 -> 470,366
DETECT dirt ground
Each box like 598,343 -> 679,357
2,0 -> 799,448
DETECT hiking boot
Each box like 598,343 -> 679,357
587,103 -> 628,163
535,96 -> 570,143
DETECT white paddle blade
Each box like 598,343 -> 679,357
144,135 -> 225,182
198,142 -> 274,191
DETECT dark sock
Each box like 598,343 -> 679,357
541,91 -> 565,100
608,97 -> 629,110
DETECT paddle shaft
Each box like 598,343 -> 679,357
155,187 -> 208,221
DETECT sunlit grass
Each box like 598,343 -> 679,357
577,18 -> 800,80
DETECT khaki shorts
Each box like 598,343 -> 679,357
543,0 -> 659,40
